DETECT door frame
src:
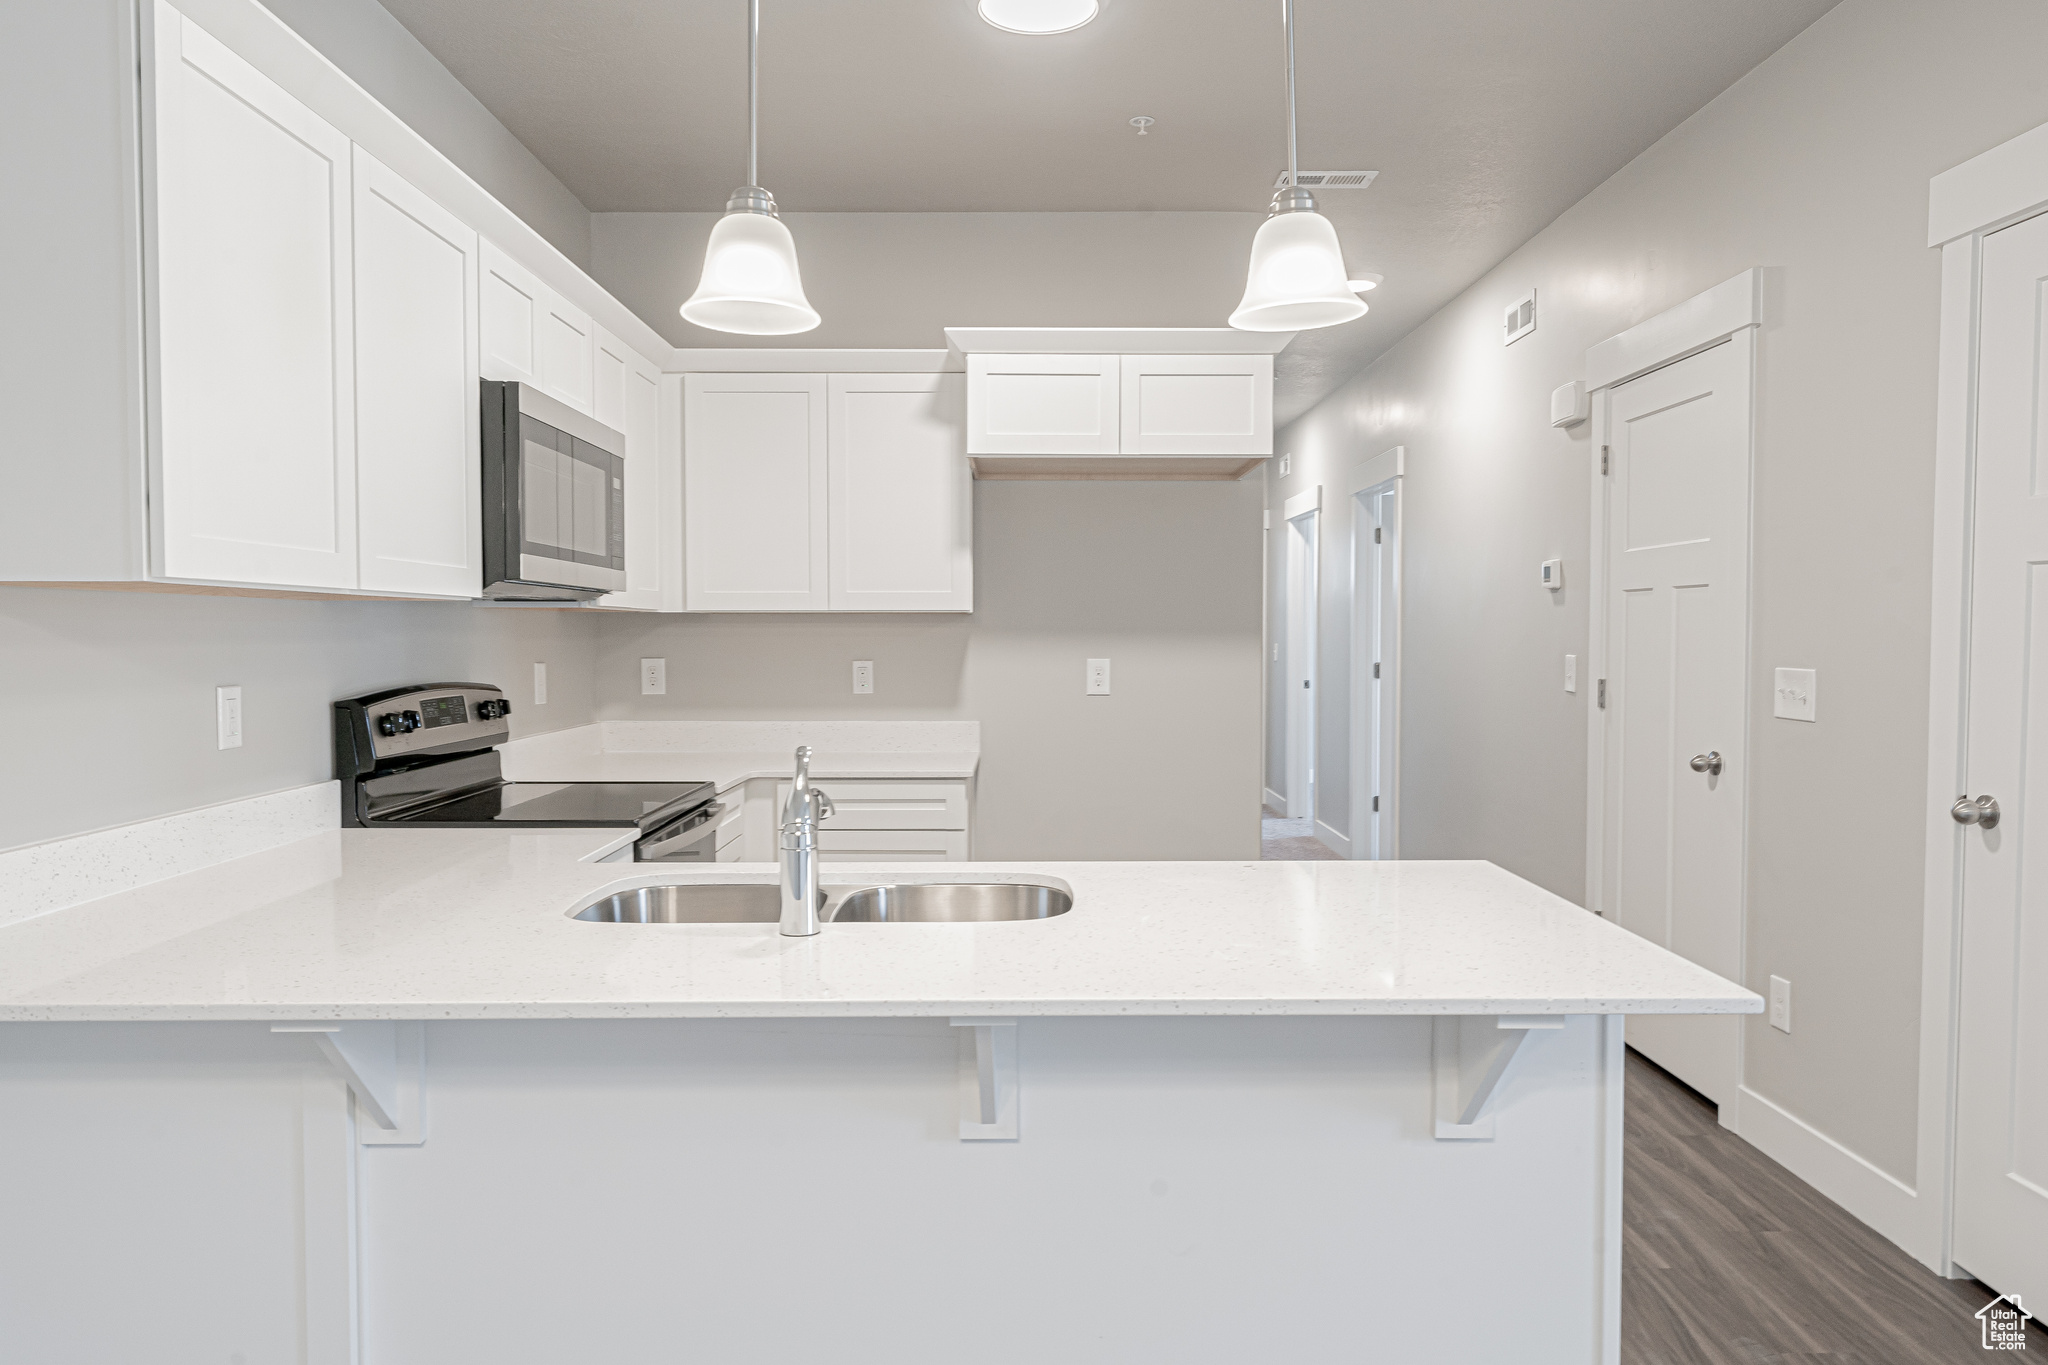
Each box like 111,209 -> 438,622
1346,448 -> 1403,859
1283,486 -> 1321,821
1917,118 -> 2048,1278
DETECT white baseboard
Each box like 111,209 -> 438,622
1734,1084 -> 1930,1265
1262,787 -> 1287,815
1314,818 -> 1353,859
0,781 -> 338,929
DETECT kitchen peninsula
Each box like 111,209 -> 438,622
0,828 -> 1756,1364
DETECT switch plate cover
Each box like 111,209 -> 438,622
1086,659 -> 1112,695
1773,668 -> 1816,722
640,658 -> 666,696
1564,655 -> 1577,694
852,660 -> 874,694
1768,975 -> 1792,1033
216,685 -> 242,750
533,662 -> 548,706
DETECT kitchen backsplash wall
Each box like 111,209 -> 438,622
0,588 -> 600,851
595,480 -> 1264,861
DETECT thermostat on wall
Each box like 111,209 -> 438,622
1540,558 -> 1563,591
1550,380 -> 1588,428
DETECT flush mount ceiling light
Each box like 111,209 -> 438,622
1230,0 -> 1367,333
680,0 -> 820,335
978,0 -> 1099,35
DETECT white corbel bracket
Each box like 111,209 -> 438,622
273,1021 -> 426,1146
1432,1015 -> 1565,1140
950,1018 -> 1018,1141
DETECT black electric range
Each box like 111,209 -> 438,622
334,684 -> 721,861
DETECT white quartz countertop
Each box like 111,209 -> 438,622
0,828 -> 1760,1022
498,721 -> 979,793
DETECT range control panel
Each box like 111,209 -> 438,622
336,684 -> 511,769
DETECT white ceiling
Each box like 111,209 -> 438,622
380,0 -> 1839,417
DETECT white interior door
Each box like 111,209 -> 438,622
1353,482 -> 1398,859
151,3 -> 356,589
1952,209 -> 2048,1310
1286,508 -> 1319,821
827,373 -> 973,611
683,373 -> 828,611
351,146 -> 479,597
1600,335 -> 1751,1110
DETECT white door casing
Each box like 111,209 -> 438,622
1285,487 -> 1321,822
1949,208 -> 2048,1310
351,146 -> 479,597
150,3 -> 356,589
683,373 -> 829,611
1593,324 -> 1754,1113
827,373 -> 973,611
1347,447 -> 1403,860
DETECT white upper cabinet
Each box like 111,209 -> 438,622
684,374 -> 830,611
596,326 -> 670,611
965,354 -> 1119,455
352,146 -> 480,597
480,239 -> 594,416
151,5 -> 357,588
1120,354 -> 1272,456
828,374 -> 972,611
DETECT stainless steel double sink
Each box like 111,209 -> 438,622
572,881 -> 1072,925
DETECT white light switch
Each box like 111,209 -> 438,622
216,685 -> 242,750
1768,975 -> 1792,1033
640,658 -> 666,696
1564,654 -> 1577,694
533,662 -> 548,706
852,660 -> 874,695
1086,658 -> 1112,695
1773,668 -> 1816,722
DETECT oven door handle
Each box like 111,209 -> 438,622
637,802 -> 726,862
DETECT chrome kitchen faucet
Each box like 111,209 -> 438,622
778,746 -> 835,936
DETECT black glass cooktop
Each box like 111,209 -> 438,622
388,780 -> 714,830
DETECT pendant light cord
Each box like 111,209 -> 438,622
1283,0 -> 1297,191
747,0 -> 759,188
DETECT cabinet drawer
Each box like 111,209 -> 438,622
714,838 -> 745,863
777,780 -> 968,830
817,830 -> 969,862
714,801 -> 745,850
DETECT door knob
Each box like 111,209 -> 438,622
1951,795 -> 2001,830
1689,751 -> 1721,776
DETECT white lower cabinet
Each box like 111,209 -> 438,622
152,6 -> 358,589
352,147 -> 481,596
774,779 -> 971,862
685,373 -> 971,612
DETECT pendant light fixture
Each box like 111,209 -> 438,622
1228,0 -> 1366,333
680,0 -> 820,335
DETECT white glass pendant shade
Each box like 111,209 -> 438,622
1229,209 -> 1367,332
978,0 -> 1098,34
680,210 -> 820,335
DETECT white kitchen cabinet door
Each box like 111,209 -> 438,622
150,4 -> 357,588
815,830 -> 970,862
828,374 -> 972,611
684,373 -> 829,611
1120,354 -> 1273,456
479,240 -> 594,416
595,327 -> 668,610
352,147 -> 480,597
966,354 -> 1119,455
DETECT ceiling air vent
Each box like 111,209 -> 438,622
1271,169 -> 1379,189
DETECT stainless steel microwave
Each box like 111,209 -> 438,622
480,380 -> 626,601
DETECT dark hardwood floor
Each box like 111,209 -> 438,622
1623,1049 -> 2043,1363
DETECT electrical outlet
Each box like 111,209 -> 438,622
1565,654 -> 1577,694
216,685 -> 243,750
533,662 -> 548,706
640,658 -> 666,696
1773,668 -> 1816,722
1086,658 -> 1112,696
1768,975 -> 1792,1033
852,660 -> 874,695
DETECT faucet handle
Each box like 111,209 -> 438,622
815,791 -> 835,822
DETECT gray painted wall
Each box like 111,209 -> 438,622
0,589 -> 600,850
593,481 -> 1264,861
1265,0 -> 2048,1188
255,0 -> 592,264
